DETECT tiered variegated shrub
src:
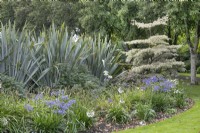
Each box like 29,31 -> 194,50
124,16 -> 184,76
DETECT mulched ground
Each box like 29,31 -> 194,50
81,98 -> 194,133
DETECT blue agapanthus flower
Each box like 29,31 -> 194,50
46,100 -> 57,108
35,93 -> 43,100
141,86 -> 146,90
153,85 -> 160,91
56,109 -> 66,115
61,95 -> 68,101
108,98 -> 113,103
24,104 -> 33,112
51,90 -> 65,97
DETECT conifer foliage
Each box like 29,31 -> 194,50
124,16 -> 184,76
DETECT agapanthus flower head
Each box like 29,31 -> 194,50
86,110 -> 95,118
59,100 -> 76,111
58,102 -> 69,110
24,104 -> 33,112
160,80 -> 175,92
142,76 -> 160,86
108,75 -> 113,79
118,87 -> 124,93
102,59 -> 105,67
51,91 -> 59,97
170,79 -> 179,85
174,90 -> 181,94
153,85 -> 160,91
35,93 -> 43,100
103,70 -> 109,76
51,90 -> 65,97
119,98 -> 125,104
61,95 -> 68,101
56,109 -> 66,115
46,100 -> 57,108
108,98 -> 113,103
139,121 -> 146,126
150,76 -> 159,83
142,78 -> 152,86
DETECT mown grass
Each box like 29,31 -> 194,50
179,73 -> 200,78
117,84 -> 200,133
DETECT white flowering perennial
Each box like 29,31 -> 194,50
86,110 -> 95,118
72,34 -> 79,42
170,79 -> 179,85
174,90 -> 181,94
108,75 -> 113,79
119,98 -> 125,104
118,87 -> 124,94
131,15 -> 168,29
139,121 -> 146,126
103,70 -> 113,80
102,59 -> 105,67
103,70 -> 109,76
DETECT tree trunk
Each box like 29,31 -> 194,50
167,20 -> 172,45
190,51 -> 197,85
173,32 -> 178,45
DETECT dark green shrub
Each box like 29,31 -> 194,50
59,64 -> 100,89
0,73 -> 24,94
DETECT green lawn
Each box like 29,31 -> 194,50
179,73 -> 200,78
117,84 -> 200,133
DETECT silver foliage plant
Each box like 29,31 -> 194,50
124,16 -> 185,76
0,23 -> 120,89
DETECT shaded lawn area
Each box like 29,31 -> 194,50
117,84 -> 200,133
179,73 -> 200,78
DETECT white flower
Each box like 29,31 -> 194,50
139,121 -> 146,126
86,110 -> 95,118
1,117 -> 8,126
103,70 -> 109,76
119,98 -> 125,104
102,59 -> 105,67
170,79 -> 179,85
72,34 -> 79,42
174,90 -> 181,94
118,87 -> 124,93
108,75 -> 113,79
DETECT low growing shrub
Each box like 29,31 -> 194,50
134,103 -> 156,121
151,93 -> 173,112
106,105 -> 130,124
0,73 -> 24,94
